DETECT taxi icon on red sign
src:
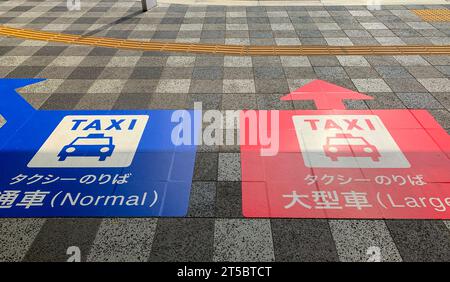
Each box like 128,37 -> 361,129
323,133 -> 380,162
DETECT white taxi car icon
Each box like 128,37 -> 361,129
323,133 -> 380,162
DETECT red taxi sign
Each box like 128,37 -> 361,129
241,80 -> 450,219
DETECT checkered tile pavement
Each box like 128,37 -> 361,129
0,0 -> 450,262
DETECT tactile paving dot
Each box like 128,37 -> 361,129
412,9 -> 450,22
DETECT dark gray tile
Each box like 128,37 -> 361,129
192,66 -> 223,80
396,92 -> 443,109
375,66 -> 413,79
254,67 -> 285,80
152,31 -> 179,39
314,67 -> 349,80
193,152 -> 218,181
188,182 -> 216,217
87,47 -> 117,56
428,109 -> 450,128
23,219 -> 102,262
255,79 -> 289,94
308,56 -> 340,67
68,67 -> 104,80
386,220 -> 450,262
384,78 -> 428,93
112,93 -> 152,110
345,67 -> 380,79
160,17 -> 183,24
189,79 -> 223,94
365,92 -> 405,109
40,93 -> 85,110
6,66 -> 46,78
148,218 -> 214,262
216,182 -> 242,218
130,67 -> 163,79
271,219 -> 339,262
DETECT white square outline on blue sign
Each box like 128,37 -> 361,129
0,79 -> 199,217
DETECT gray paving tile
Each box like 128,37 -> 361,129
385,78 -> 428,93
0,219 -> 45,262
223,67 -> 254,80
257,93 -> 294,110
418,79 -> 450,93
75,92 -> 119,110
40,93 -> 85,110
23,219 -> 102,262
87,218 -> 157,262
221,94 -> 257,110
308,56 -> 340,67
190,79 -> 223,94
375,66 -> 413,79
111,92 -> 151,110
188,182 -> 216,217
406,66 -> 445,78
345,67 -> 380,79
365,56 -> 400,66
149,218 -> 214,262
216,181 -> 242,218
149,93 -> 188,109
394,55 -> 430,66
329,220 -> 402,262
218,152 -> 241,181
194,152 -> 218,181
397,92 -> 443,109
254,79 -> 289,94
353,79 -> 392,93
193,66 -> 223,80
314,66 -> 349,80
271,219 -> 339,262
187,93 -> 221,109
428,109 -> 450,128
386,220 -> 450,262
214,219 -> 274,262
444,221 -> 450,231
365,92 -> 405,109
431,93 -> 450,110
156,79 -> 191,93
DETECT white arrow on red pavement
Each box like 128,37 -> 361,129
280,79 -> 374,110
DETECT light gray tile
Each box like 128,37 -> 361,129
329,220 -> 402,262
394,55 -> 430,66
418,79 -> 450,92
0,219 -> 45,262
224,56 -> 252,67
218,153 -> 241,181
352,79 -> 392,92
223,79 -> 255,93
87,218 -> 157,262
156,79 -> 191,93
337,56 -> 370,67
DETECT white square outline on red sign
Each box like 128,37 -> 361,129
292,114 -> 411,168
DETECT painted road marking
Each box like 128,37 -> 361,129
241,79 -> 450,219
0,78 -> 199,217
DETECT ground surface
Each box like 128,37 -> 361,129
0,0 -> 450,262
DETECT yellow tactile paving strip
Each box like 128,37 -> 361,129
412,9 -> 450,22
2,25 -> 450,56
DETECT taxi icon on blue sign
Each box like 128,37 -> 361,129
58,133 -> 115,162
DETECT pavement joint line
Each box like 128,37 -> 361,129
2,25 -> 450,56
